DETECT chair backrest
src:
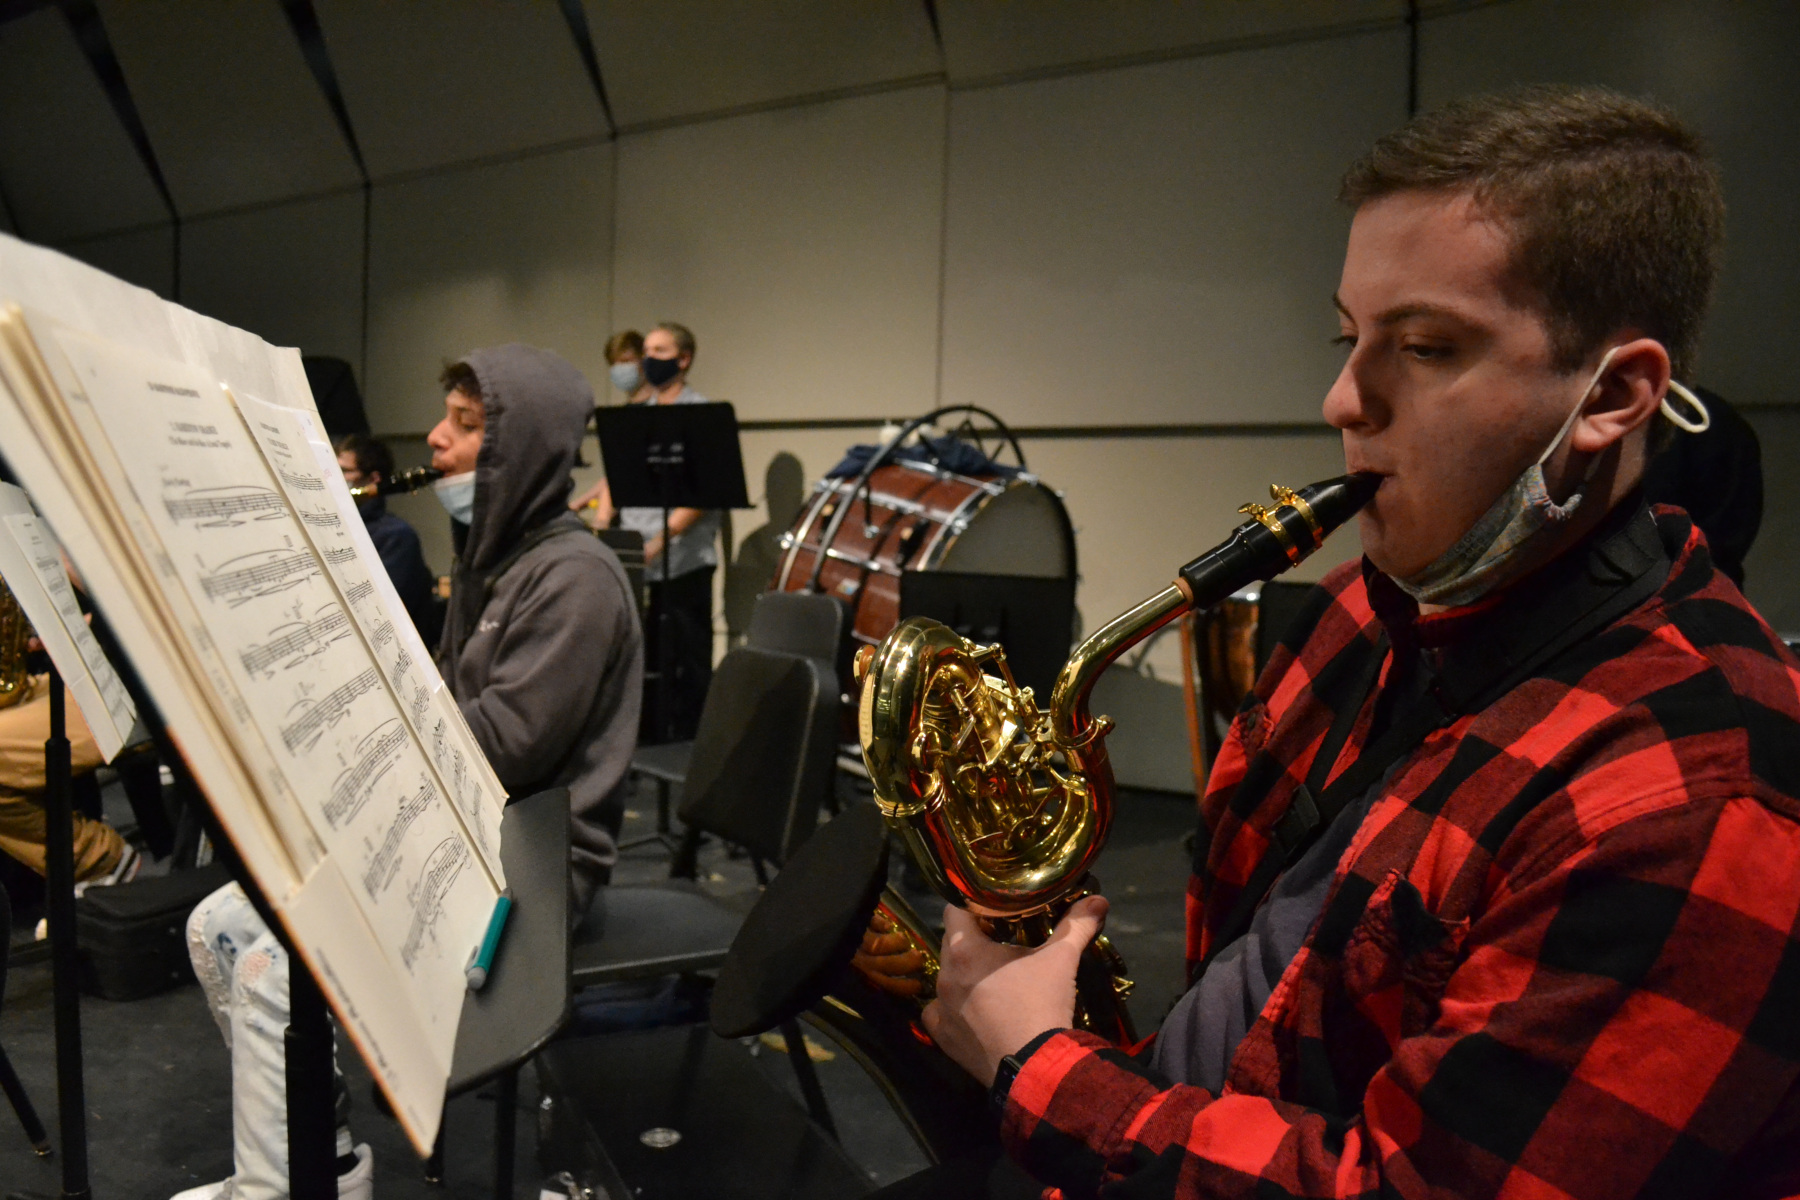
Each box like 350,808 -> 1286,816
676,646 -> 836,867
0,879 -> 10,1014
745,591 -> 844,670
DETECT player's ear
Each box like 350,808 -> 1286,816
1572,337 -> 1668,454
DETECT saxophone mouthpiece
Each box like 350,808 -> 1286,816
1175,471 -> 1381,610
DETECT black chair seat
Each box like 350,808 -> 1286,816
570,883 -> 743,986
629,741 -> 693,785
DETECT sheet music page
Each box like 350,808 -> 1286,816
0,482 -> 137,759
38,320 -> 496,1047
235,394 -> 506,881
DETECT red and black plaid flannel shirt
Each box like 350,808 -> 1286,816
1000,506 -> 1800,1199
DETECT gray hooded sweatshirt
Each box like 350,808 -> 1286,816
438,344 -> 642,915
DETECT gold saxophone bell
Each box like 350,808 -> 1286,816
0,580 -> 35,709
853,473 -> 1379,1041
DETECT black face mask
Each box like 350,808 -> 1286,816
642,355 -> 682,387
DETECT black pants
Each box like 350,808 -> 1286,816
644,566 -> 714,742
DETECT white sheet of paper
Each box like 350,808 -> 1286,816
42,323 -> 495,1066
234,393 -> 506,881
0,482 -> 137,759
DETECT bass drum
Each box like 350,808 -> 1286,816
773,460 -> 1076,694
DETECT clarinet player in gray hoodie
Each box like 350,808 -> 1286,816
428,344 -> 643,917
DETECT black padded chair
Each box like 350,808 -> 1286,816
625,591 -> 845,853
0,883 -> 50,1157
573,644 -> 838,989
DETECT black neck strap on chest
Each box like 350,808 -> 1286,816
1201,502 -> 1671,969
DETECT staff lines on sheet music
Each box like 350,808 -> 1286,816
325,720 -> 408,830
344,580 -> 373,605
240,608 -> 351,675
164,487 -> 287,525
200,550 -> 318,603
277,466 -> 324,492
401,838 -> 468,971
280,667 -> 378,753
362,779 -> 434,898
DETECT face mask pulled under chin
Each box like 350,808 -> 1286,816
1393,349 -> 1711,609
433,471 -> 476,525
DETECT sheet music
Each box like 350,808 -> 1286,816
0,482 -> 137,759
39,322 -> 496,1045
235,394 -> 507,877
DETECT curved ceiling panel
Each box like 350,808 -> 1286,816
936,0 -> 1405,84
312,0 -> 607,179
0,8 -> 167,243
97,0 -> 361,217
585,0 -> 941,128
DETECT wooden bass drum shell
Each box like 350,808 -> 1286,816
772,461 -> 1076,693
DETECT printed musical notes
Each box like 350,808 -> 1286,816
326,718 -> 406,829
363,778 -> 435,898
165,485 -> 286,526
240,606 -> 351,676
402,839 -> 468,971
281,667 -> 379,752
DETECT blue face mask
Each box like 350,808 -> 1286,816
609,361 -> 642,394
433,471 -> 476,524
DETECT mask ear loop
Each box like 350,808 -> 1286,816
1662,380 -> 1711,433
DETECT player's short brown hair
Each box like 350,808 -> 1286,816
332,432 -> 393,483
1340,85 -> 1724,381
605,330 -> 644,364
438,360 -> 482,399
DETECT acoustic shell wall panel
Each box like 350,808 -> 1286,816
612,86 -> 945,424
585,0 -> 941,129
312,0 -> 607,180
1418,0 -> 1800,413
936,0 -> 1404,84
365,144 -> 613,435
940,30 -> 1408,428
0,9 -> 168,243
56,226 -> 177,300
96,0 -> 361,217
182,192 -> 365,369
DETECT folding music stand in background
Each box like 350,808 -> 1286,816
899,570 -> 1078,700
595,403 -> 750,743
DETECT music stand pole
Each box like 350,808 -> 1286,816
40,663 -> 89,1200
656,497 -> 674,744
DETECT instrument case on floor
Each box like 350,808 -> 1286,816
74,863 -> 230,1001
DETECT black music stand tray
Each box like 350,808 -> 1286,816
594,403 -> 750,745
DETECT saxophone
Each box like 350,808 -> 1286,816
0,579 -> 35,709
852,473 -> 1379,1040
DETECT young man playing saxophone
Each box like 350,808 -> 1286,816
877,86 -> 1800,1199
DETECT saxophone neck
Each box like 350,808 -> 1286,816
1049,584 -> 1188,742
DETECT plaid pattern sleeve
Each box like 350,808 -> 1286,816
997,512 -> 1800,1199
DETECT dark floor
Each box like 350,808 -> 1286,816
0,773 -> 1198,1199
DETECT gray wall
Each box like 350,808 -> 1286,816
3,0 -> 1795,790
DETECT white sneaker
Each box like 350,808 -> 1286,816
165,1145 -> 368,1200
168,1180 -> 230,1200
338,1142 -> 373,1200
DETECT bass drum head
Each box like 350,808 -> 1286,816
929,479 -> 1073,579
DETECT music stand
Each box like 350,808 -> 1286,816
899,570 -> 1077,700
595,403 -> 750,742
